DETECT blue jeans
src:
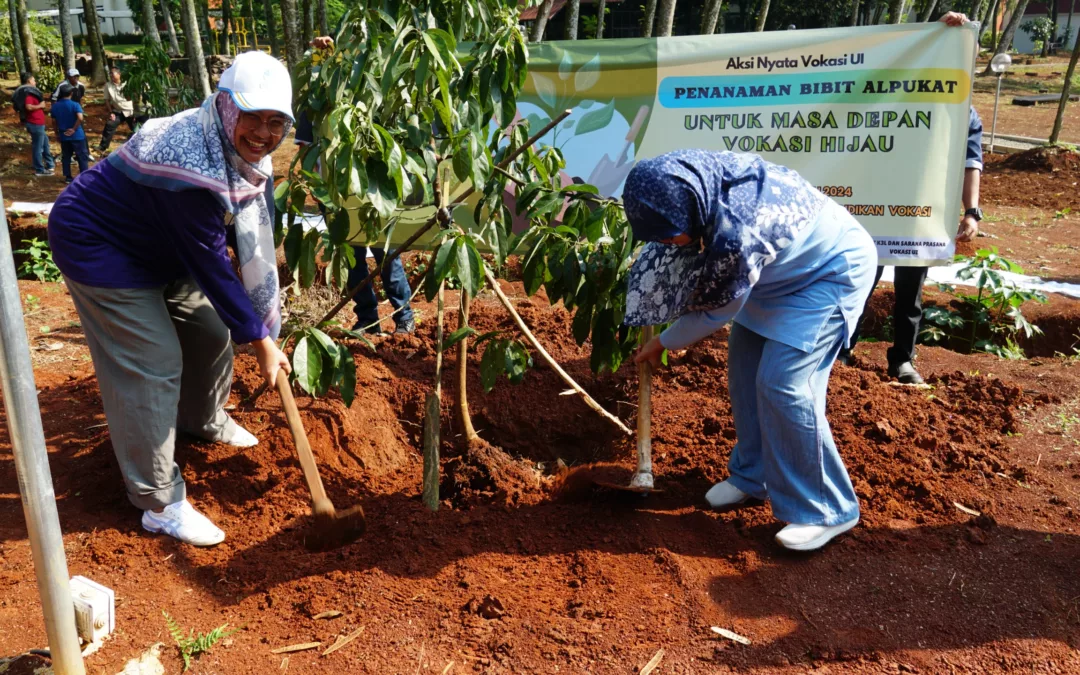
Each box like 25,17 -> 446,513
348,246 -> 414,329
26,124 -> 54,173
725,310 -> 859,526
60,139 -> 90,179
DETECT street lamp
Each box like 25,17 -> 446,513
989,53 -> 1011,154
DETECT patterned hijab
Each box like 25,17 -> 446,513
622,149 -> 828,327
108,92 -> 293,339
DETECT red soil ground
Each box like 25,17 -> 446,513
1,102 -> 1080,673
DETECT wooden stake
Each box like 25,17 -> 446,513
484,267 -> 633,436
639,648 -> 665,674
630,326 -> 654,489
457,290 -> 480,445
422,282 -> 446,511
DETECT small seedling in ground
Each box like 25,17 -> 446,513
1054,207 -> 1072,219
24,295 -> 40,312
1054,412 -> 1080,436
163,611 -> 243,672
13,238 -> 62,282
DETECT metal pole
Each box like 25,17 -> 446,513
990,73 -> 1002,154
0,191 -> 86,675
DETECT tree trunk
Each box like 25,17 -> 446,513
200,0 -> 215,55
264,0 -> 280,56
8,0 -> 25,75
57,0 -> 75,71
873,0 -> 887,24
81,0 -> 107,84
141,0 -> 161,45
529,0 -> 553,41
850,0 -> 861,26
457,292 -> 479,446
301,0 -> 313,46
969,0 -> 984,31
315,0 -> 327,35
888,0 -> 904,23
15,0 -> 37,73
984,0 -> 1030,72
179,0 -> 211,97
595,0 -> 606,37
279,0 -> 302,72
642,0 -> 658,37
244,0 -> 258,49
701,0 -> 723,33
565,0 -> 579,38
755,0 -> 770,29
163,0 -> 182,56
984,0 -> 1000,47
656,0 -> 677,35
920,0 -> 938,22
1049,14 -> 1080,144
221,0 -> 232,54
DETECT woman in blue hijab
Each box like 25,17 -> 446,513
625,149 -> 877,551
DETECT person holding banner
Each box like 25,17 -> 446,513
627,149 -> 877,552
839,11 -> 983,384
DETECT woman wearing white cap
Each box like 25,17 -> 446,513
47,51 -> 293,546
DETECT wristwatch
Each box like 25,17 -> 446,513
964,207 -> 983,221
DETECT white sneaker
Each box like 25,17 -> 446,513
142,500 -> 225,546
226,424 -> 259,448
775,516 -> 859,551
705,480 -> 751,509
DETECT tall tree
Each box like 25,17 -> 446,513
755,0 -> 770,30
888,0 -> 905,23
300,0 -> 312,46
162,0 -> 182,56
81,0 -> 107,83
244,0 -> 258,48
969,0 -> 984,29
642,0 -> 658,37
873,0 -> 887,23
982,0 -> 1000,47
1065,0 -> 1075,51
701,0 -> 723,33
315,0 -> 327,35
279,0 -> 302,71
984,0 -> 1029,72
920,0 -> 938,22
529,0 -> 553,41
57,0 -> 75,71
656,0 -> 677,35
15,0 -> 38,72
850,0 -> 861,26
8,0 -> 25,75
141,0 -> 162,45
200,0 -> 216,55
221,0 -> 232,54
595,0 -> 606,37
564,0 -> 579,38
179,0 -> 211,97
263,0 -> 280,56
1049,14 -> 1080,144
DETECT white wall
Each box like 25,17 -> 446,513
25,0 -> 137,37
1012,12 -> 1079,54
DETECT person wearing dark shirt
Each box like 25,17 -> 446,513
840,12 -> 984,384
15,72 -> 54,176
52,67 -> 86,104
47,52 -> 293,547
51,83 -> 90,183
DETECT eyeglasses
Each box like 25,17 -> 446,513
238,111 -> 288,137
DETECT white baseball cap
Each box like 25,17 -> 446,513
66,68 -> 79,77
217,51 -> 294,120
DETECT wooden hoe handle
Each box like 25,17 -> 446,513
275,370 -> 331,507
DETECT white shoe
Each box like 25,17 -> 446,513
705,480 -> 751,509
142,500 -> 225,546
226,424 -> 258,448
775,516 -> 859,551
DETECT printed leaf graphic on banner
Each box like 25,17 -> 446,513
531,72 -> 558,108
575,99 -> 615,137
578,99 -> 596,109
559,51 -> 573,80
573,54 -> 601,92
526,112 -> 552,135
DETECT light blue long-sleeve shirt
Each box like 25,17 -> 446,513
659,200 -> 877,354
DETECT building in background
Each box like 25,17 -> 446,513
26,0 -> 136,38
1014,0 -> 1079,53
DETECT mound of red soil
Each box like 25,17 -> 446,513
1001,145 -> 1080,173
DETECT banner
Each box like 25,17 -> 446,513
349,22 -> 977,266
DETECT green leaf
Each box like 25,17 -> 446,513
574,99 -> 616,137
426,239 -> 458,301
455,238 -> 477,297
442,326 -> 478,350
503,341 -> 530,384
300,229 -> 321,288
292,336 -> 324,396
453,136 -> 474,184
340,348 -> 356,407
329,210 -> 351,245
480,340 -> 503,392
572,301 -> 594,345
283,222 -> 303,272
522,239 -> 547,296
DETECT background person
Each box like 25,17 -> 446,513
627,149 -> 877,552
46,52 -> 293,547
52,67 -> 86,104
14,72 -> 54,176
98,67 -> 147,154
839,11 -> 983,384
51,83 -> 90,183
